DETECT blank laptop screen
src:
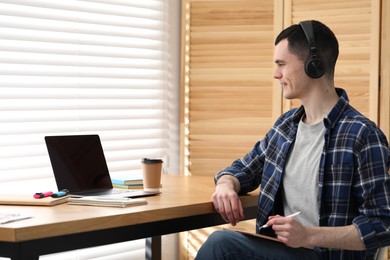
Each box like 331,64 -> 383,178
45,135 -> 113,192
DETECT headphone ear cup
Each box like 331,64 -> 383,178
305,55 -> 326,78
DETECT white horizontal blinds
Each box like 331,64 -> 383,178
0,0 -> 168,184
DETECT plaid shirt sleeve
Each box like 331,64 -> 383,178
351,131 -> 390,250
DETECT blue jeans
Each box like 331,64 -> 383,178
195,230 -> 321,260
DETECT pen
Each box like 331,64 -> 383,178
33,191 -> 53,199
260,211 -> 302,229
51,189 -> 69,198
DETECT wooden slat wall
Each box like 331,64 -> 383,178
282,0 -> 380,123
180,1 -> 275,259
185,0 -> 275,176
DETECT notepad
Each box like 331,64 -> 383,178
0,194 -> 69,206
0,212 -> 32,224
67,197 -> 147,208
227,228 -> 281,243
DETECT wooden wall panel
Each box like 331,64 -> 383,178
282,0 -> 380,123
185,0 -> 275,176
180,1 -> 275,259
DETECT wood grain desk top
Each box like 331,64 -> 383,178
0,175 -> 259,243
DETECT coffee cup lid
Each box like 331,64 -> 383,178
142,158 -> 163,164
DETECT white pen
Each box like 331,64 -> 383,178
260,211 -> 302,229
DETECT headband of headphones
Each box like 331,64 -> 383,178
299,20 -> 326,78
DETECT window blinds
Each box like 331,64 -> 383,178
0,0 -> 180,259
0,0 -> 171,191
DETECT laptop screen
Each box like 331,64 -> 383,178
45,135 -> 113,192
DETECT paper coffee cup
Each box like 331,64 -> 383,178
141,158 -> 163,192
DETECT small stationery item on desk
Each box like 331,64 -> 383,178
33,191 -> 53,199
113,183 -> 144,190
110,173 -> 143,185
51,189 -> 69,198
67,196 -> 148,208
0,194 -> 69,206
0,212 -> 32,224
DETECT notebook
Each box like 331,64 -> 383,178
0,194 -> 69,206
45,134 -> 160,198
67,197 -> 147,208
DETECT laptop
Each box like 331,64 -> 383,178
45,134 -> 160,198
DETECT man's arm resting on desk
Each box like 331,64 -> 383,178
215,174 -> 241,193
211,175 -> 243,226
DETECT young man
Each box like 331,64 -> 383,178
195,20 -> 390,259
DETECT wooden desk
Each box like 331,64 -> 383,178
0,175 -> 259,260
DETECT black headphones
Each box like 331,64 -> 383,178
299,21 -> 326,78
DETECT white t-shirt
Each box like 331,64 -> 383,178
282,119 -> 326,227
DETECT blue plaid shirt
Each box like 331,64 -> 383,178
215,88 -> 390,259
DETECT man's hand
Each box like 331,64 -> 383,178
211,175 -> 244,226
266,215 -> 309,248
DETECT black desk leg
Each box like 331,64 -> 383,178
145,236 -> 162,260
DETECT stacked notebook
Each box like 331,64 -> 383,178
111,173 -> 143,184
111,172 -> 145,189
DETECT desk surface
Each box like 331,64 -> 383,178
0,175 -> 259,244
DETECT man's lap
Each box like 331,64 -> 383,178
195,229 -> 320,260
